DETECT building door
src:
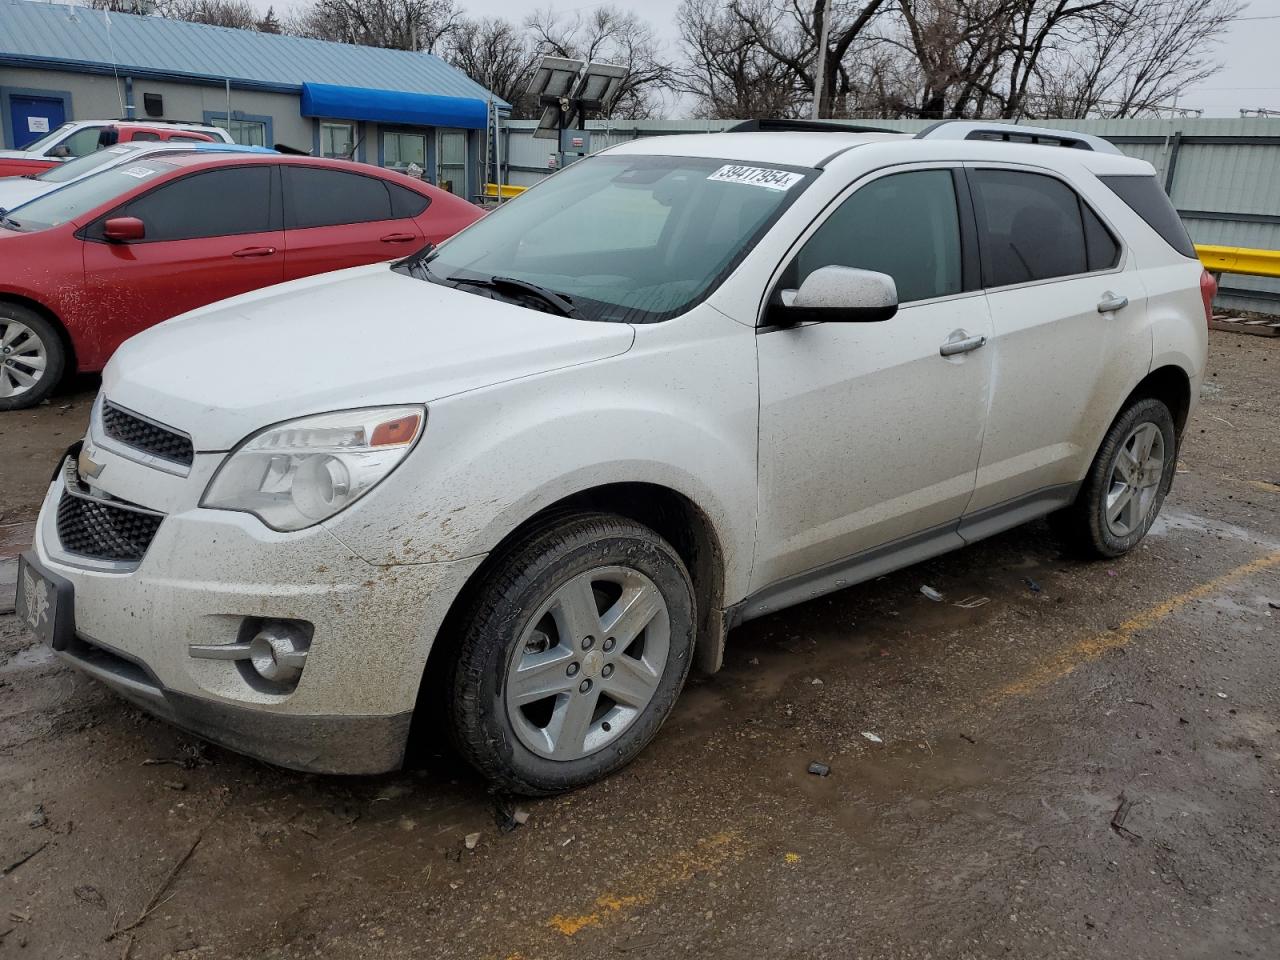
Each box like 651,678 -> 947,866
437,130 -> 466,195
9,95 -> 66,150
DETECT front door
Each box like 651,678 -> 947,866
9,96 -> 65,150
753,166 -> 992,597
82,165 -> 284,361
437,130 -> 466,195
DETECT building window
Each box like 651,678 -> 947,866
210,117 -> 267,146
320,121 -> 355,159
383,131 -> 426,176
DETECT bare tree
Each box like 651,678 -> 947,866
525,6 -> 673,119
446,17 -> 540,116
287,0 -> 458,53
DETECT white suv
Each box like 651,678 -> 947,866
17,122 -> 1213,794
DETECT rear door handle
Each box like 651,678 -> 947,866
1097,292 -> 1129,313
232,246 -> 276,258
939,333 -> 987,357
380,232 -> 417,243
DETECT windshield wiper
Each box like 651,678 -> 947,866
0,214 -> 22,230
450,275 -> 582,319
393,242 -> 438,280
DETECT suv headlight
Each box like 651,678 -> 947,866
201,406 -> 425,531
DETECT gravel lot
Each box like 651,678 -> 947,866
1,334 -> 1277,960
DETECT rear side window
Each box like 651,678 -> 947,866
1098,174 -> 1196,259
130,132 -> 161,142
118,166 -> 273,240
970,170 -> 1087,286
283,167 -> 394,228
791,169 -> 963,304
388,181 -> 430,218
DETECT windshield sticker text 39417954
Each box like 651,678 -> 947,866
707,165 -> 805,191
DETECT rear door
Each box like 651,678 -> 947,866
280,166 -> 425,280
82,164 -> 284,357
961,164 -> 1150,530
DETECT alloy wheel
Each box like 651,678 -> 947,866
504,565 -> 671,762
0,318 -> 48,400
1104,421 -> 1166,538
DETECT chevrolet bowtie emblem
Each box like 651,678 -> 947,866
77,445 -> 105,480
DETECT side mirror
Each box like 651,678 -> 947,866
103,216 -> 145,242
772,265 -> 899,324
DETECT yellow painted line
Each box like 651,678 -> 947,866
544,831 -> 739,938
995,550 -> 1280,700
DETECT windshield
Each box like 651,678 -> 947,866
35,144 -> 146,183
419,154 -> 812,323
14,123 -> 75,154
2,160 -> 175,232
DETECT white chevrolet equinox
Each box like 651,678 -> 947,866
18,121 -> 1214,794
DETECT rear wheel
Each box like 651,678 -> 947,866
448,512 -> 695,795
1051,397 -> 1176,558
0,304 -> 65,411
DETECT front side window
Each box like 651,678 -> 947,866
283,167 -> 393,228
788,169 -> 963,305
51,126 -> 105,159
970,169 -> 1117,287
417,154 -> 811,323
113,166 -> 273,241
320,122 -> 355,159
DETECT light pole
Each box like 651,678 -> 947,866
811,0 -> 830,120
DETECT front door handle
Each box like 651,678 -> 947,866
232,246 -> 276,258
380,232 -> 417,243
1097,291 -> 1129,313
939,332 -> 988,357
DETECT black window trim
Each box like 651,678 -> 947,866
963,161 -> 1127,294
80,163 -> 283,244
759,161 -> 984,330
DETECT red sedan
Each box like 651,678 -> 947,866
0,154 -> 482,408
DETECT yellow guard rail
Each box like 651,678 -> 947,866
1195,244 -> 1280,279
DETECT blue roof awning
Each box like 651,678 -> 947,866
300,83 -> 489,130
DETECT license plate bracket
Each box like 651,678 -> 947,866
15,551 -> 76,651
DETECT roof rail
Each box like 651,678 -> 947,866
727,118 -> 898,135
914,120 -> 1122,156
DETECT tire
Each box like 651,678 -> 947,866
1051,397 -> 1177,559
0,303 -> 65,411
449,512 -> 696,795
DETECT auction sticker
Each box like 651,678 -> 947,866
120,165 -> 158,179
707,164 -> 804,191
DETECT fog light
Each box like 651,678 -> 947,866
247,622 -> 309,684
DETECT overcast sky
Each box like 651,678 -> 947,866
254,0 -> 1280,118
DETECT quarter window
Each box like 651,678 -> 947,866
969,169 -> 1118,286
791,169 -> 963,304
116,167 -> 273,240
283,167 -> 393,228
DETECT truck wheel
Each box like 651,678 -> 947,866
449,512 -> 695,795
1051,397 -> 1177,559
0,304 -> 65,411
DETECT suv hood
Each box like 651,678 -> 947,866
104,264 -> 635,451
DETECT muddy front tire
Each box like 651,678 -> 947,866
448,512 -> 695,796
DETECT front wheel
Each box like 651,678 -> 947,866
0,304 -> 65,411
1051,397 -> 1177,558
448,513 -> 696,795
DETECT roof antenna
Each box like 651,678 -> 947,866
99,8 -> 127,118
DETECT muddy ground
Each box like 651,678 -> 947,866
1,336 -> 1277,960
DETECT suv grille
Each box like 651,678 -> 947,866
55,459 -> 164,563
102,402 -> 194,467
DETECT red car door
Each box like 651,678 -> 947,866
280,165 -> 424,281
82,164 -> 284,355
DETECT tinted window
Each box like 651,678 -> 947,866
119,167 -> 272,240
389,181 -> 429,218
131,131 -> 161,142
168,134 -> 208,143
284,167 -> 393,228
1099,174 -> 1196,259
970,170 -> 1091,286
1083,204 -> 1120,271
792,169 -> 962,304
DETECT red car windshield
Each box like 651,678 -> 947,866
2,159 -> 177,232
